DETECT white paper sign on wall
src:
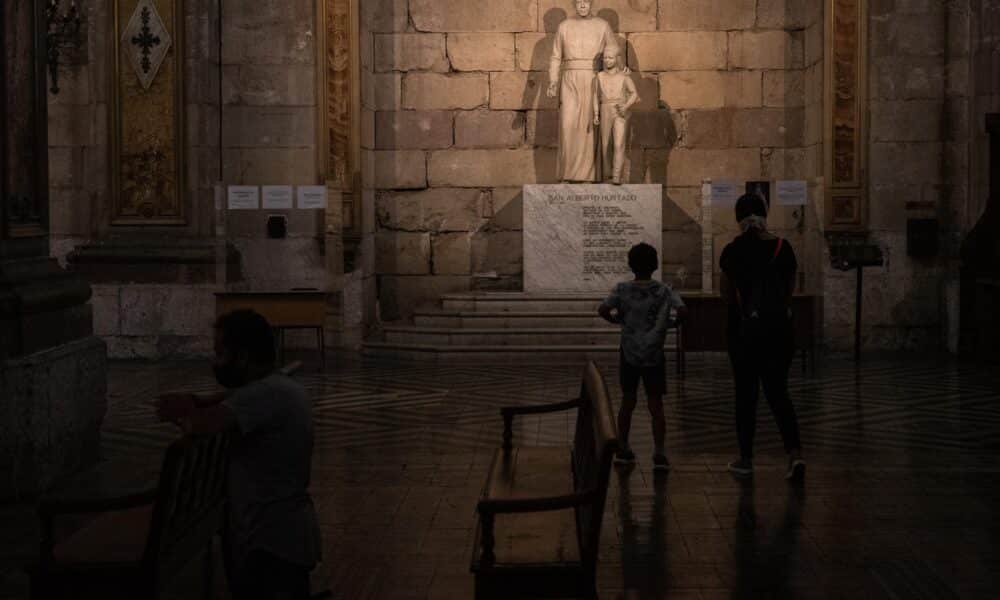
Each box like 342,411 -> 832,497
776,180 -> 808,206
297,186 -> 327,210
710,179 -> 739,206
262,186 -> 294,209
227,186 -> 259,210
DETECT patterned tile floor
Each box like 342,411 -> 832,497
2,353 -> 999,599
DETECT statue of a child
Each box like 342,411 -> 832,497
593,47 -> 639,185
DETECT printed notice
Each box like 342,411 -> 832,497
776,180 -> 808,206
227,186 -> 259,210
262,185 -> 294,209
710,179 -> 739,206
297,186 -> 327,210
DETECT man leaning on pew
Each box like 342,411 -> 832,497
156,309 -> 321,600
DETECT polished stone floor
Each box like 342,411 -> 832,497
2,353 -> 999,599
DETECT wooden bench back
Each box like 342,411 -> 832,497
144,432 -> 230,578
572,361 -> 619,572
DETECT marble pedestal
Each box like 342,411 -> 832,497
523,184 -> 662,292
0,337 -> 108,499
0,257 -> 107,499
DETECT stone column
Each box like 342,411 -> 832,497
1,0 -> 107,499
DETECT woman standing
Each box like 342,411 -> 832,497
720,193 -> 806,481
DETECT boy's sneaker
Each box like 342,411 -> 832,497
785,457 -> 806,481
614,449 -> 636,465
727,458 -> 754,476
652,454 -> 670,471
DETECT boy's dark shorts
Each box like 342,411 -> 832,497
620,353 -> 667,399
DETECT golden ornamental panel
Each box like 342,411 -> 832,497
825,0 -> 868,230
322,0 -> 359,192
110,0 -> 184,225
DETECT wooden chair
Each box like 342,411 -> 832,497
30,432 -> 230,600
470,361 -> 619,600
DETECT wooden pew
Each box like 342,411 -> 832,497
470,361 -> 620,600
30,432 -> 230,600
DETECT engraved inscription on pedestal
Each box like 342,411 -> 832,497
524,184 -> 662,292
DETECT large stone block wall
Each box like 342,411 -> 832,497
47,0 -> 329,358
47,2 -> 110,261
820,0 -> 996,352
969,0 -> 1000,227
50,0 -> 223,253
222,0 -> 326,291
47,1 -> 229,357
365,0 -> 825,319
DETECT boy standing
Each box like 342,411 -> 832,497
599,243 -> 688,470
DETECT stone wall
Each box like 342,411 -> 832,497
47,1 -> 109,261
350,0 -> 382,342
47,0 -> 334,357
365,0 -> 824,320
222,0 -> 325,292
820,0 -> 998,352
969,0 -> 1000,226
48,0 -> 226,357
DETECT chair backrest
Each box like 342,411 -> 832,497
143,432 -> 230,579
571,361 -> 619,571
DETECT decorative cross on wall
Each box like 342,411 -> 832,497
130,6 -> 160,74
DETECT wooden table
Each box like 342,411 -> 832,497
215,291 -> 328,364
678,293 -> 822,374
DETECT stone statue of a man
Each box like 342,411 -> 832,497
547,0 -> 619,183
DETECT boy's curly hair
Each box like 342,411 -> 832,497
627,242 -> 658,275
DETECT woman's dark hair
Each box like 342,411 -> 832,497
735,193 -> 768,222
214,309 -> 276,367
627,242 -> 659,274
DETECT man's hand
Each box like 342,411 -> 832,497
593,114 -> 600,126
156,393 -> 196,423
547,82 -> 558,98
615,104 -> 626,118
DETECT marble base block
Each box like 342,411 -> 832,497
0,337 -> 108,499
524,184 -> 663,292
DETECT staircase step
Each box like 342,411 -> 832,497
439,291 -> 701,313
362,342 -> 680,363
382,326 -> 678,346
440,293 -> 606,312
413,310 -> 615,329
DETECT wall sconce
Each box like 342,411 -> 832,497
46,0 -> 83,95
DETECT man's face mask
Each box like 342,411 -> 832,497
213,334 -> 249,388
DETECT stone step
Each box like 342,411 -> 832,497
412,310 -> 615,329
361,342 -> 682,364
438,290 -> 702,313
439,292 -> 606,313
383,326 -> 677,347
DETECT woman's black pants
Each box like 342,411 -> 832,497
728,339 -> 802,459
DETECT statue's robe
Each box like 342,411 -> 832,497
549,16 -> 619,182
